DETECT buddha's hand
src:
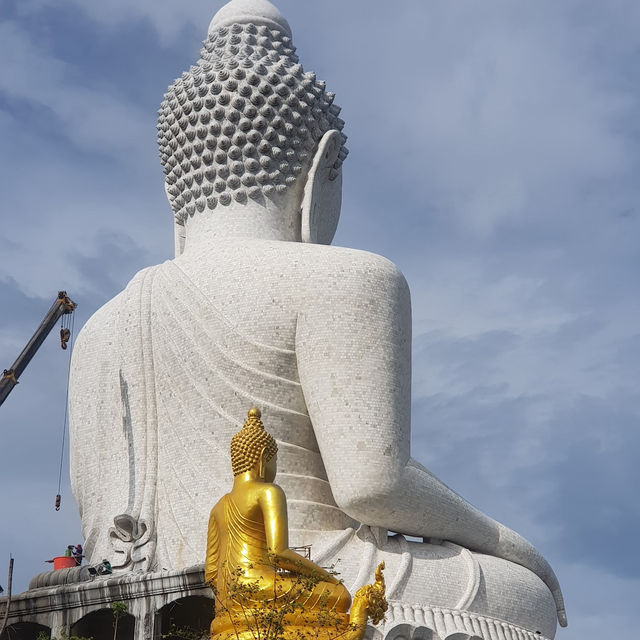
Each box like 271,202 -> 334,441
354,562 -> 388,625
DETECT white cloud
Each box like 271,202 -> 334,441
410,267 -> 639,402
0,19 -> 173,298
0,20 -> 152,160
18,0 -> 213,41
547,561 -> 640,639
370,1 -> 635,236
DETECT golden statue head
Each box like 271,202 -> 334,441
231,407 -> 278,476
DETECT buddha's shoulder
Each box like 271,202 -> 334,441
252,482 -> 285,508
74,265 -> 162,343
304,244 -> 409,295
266,242 -> 408,287
227,483 -> 284,512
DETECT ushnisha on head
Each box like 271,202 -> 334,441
230,407 -> 278,477
157,0 -> 347,242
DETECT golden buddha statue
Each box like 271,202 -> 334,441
205,407 -> 387,640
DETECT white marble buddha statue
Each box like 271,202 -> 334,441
69,1 -> 566,638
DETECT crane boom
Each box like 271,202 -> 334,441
0,291 -> 76,407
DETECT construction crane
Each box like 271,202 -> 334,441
0,291 -> 76,407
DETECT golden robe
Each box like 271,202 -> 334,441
206,493 -> 351,637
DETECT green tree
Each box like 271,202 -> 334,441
111,601 -> 128,640
36,632 -> 92,640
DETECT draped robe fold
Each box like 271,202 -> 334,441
69,260 -> 353,572
206,494 -> 351,637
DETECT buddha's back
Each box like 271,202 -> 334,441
70,238 -> 407,571
174,236 -> 408,360
174,235 -> 412,527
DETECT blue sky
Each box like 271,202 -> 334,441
1,1 -> 639,637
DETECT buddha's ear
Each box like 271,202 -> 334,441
301,130 -> 343,245
258,446 -> 268,480
166,181 -> 186,257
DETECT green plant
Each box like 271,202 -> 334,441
161,623 -> 209,640
36,632 -> 93,640
111,601 -> 128,640
206,554 -> 361,640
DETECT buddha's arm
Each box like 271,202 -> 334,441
295,254 -> 566,624
259,485 -> 339,584
205,507 -> 219,585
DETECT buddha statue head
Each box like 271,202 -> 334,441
157,0 -> 348,251
230,407 -> 278,481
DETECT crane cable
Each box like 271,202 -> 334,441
55,310 -> 75,511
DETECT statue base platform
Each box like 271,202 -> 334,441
0,566 -> 211,640
0,561 -> 552,640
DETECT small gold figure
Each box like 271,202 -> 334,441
206,407 -> 387,640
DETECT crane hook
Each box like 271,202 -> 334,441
60,328 -> 71,350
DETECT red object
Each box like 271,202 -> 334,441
53,556 -> 76,570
